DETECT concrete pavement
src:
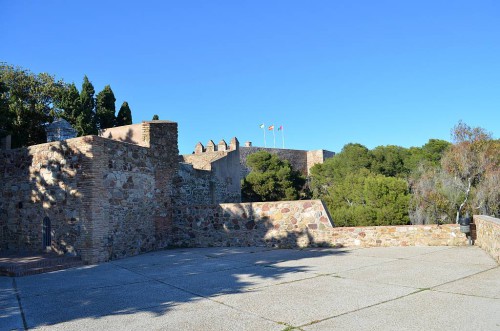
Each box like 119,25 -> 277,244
1,246 -> 499,330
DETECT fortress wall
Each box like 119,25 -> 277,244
99,123 -> 146,146
171,200 -> 333,248
170,200 -> 468,249
0,136 -> 98,262
307,150 -> 335,175
180,138 -> 241,204
174,163 -> 240,207
0,121 -> 180,263
90,137 -> 157,262
474,215 -> 500,263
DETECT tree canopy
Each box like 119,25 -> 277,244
410,122 -> 499,224
242,151 -> 306,202
116,101 -> 132,126
96,85 -> 116,129
0,63 -> 65,147
0,63 -> 134,146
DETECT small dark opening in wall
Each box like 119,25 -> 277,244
18,201 -> 23,209
209,181 -> 215,204
42,216 -> 52,250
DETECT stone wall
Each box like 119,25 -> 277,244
0,121 -> 180,263
170,199 -> 469,249
329,224 -> 467,247
1,134 -> 12,150
474,215 -> 500,263
99,123 -> 146,146
306,150 -> 335,175
181,137 -> 241,204
173,163 -> 240,206
90,137 -> 158,262
171,200 -> 334,248
0,136 -> 97,261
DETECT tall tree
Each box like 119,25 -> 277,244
0,63 -> 65,147
78,75 -> 97,136
57,82 -> 81,127
152,114 -> 159,120
410,122 -> 499,224
116,101 -> 132,126
242,151 -> 306,202
96,85 -> 116,129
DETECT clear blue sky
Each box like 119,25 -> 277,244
1,1 -> 499,154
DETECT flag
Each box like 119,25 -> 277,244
259,124 -> 264,129
268,125 -> 274,130
278,125 -> 283,131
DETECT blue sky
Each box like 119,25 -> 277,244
1,1 -> 499,154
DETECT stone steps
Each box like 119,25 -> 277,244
0,254 -> 84,277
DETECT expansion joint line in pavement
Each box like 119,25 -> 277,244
111,260 -> 307,327
297,288 -> 429,329
429,265 -> 500,297
12,278 -> 28,330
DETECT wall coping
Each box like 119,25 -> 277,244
474,215 -> 500,226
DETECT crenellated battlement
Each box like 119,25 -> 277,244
194,137 -> 239,154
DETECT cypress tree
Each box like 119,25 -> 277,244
78,75 -> 98,135
152,114 -> 159,120
116,101 -> 132,126
58,83 -> 81,127
96,85 -> 116,129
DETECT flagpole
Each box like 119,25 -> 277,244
260,124 -> 266,147
281,126 -> 285,148
264,125 -> 267,147
272,127 -> 276,148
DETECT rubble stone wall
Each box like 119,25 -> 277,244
474,215 -> 500,263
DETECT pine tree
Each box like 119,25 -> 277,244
96,85 -> 116,129
78,75 -> 98,135
116,101 -> 132,126
152,114 -> 159,120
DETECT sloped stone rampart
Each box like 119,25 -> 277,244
474,215 -> 500,263
171,200 -> 333,247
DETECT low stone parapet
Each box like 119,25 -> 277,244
330,224 -> 467,248
474,215 -> 500,263
170,200 -> 471,249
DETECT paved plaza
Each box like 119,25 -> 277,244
1,246 -> 499,330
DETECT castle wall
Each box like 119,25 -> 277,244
174,162 -> 240,207
99,123 -> 146,146
171,200 -> 334,247
0,136 -> 98,262
0,121 -> 179,263
181,138 -> 241,204
170,200 -> 468,248
307,150 -> 335,175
